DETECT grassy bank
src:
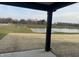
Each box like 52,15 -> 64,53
53,32 -> 79,34
0,24 -> 32,33
27,24 -> 46,28
0,24 -> 33,40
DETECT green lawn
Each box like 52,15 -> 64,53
0,24 -> 33,40
0,24 -> 32,33
0,24 -> 47,39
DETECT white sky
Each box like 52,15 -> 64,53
53,3 -> 79,23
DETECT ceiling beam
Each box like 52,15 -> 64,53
0,2 -> 49,11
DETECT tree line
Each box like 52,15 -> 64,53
0,17 -> 47,25
52,22 -> 79,29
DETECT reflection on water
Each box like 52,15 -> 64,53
31,28 -> 79,33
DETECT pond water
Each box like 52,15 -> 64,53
31,28 -> 79,33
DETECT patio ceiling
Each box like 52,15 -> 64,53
0,2 -> 76,12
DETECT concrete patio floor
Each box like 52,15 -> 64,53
0,49 -> 56,57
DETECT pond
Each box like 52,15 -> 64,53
31,28 -> 79,33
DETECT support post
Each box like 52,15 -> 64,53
45,11 -> 52,51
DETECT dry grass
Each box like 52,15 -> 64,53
51,34 -> 79,57
52,34 -> 79,42
0,33 -> 45,54
0,33 -> 79,57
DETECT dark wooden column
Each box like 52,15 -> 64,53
45,11 -> 52,51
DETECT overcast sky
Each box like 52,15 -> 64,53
0,4 -> 47,20
53,3 -> 79,23
0,3 -> 79,23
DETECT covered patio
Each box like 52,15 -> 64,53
0,2 -> 76,57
